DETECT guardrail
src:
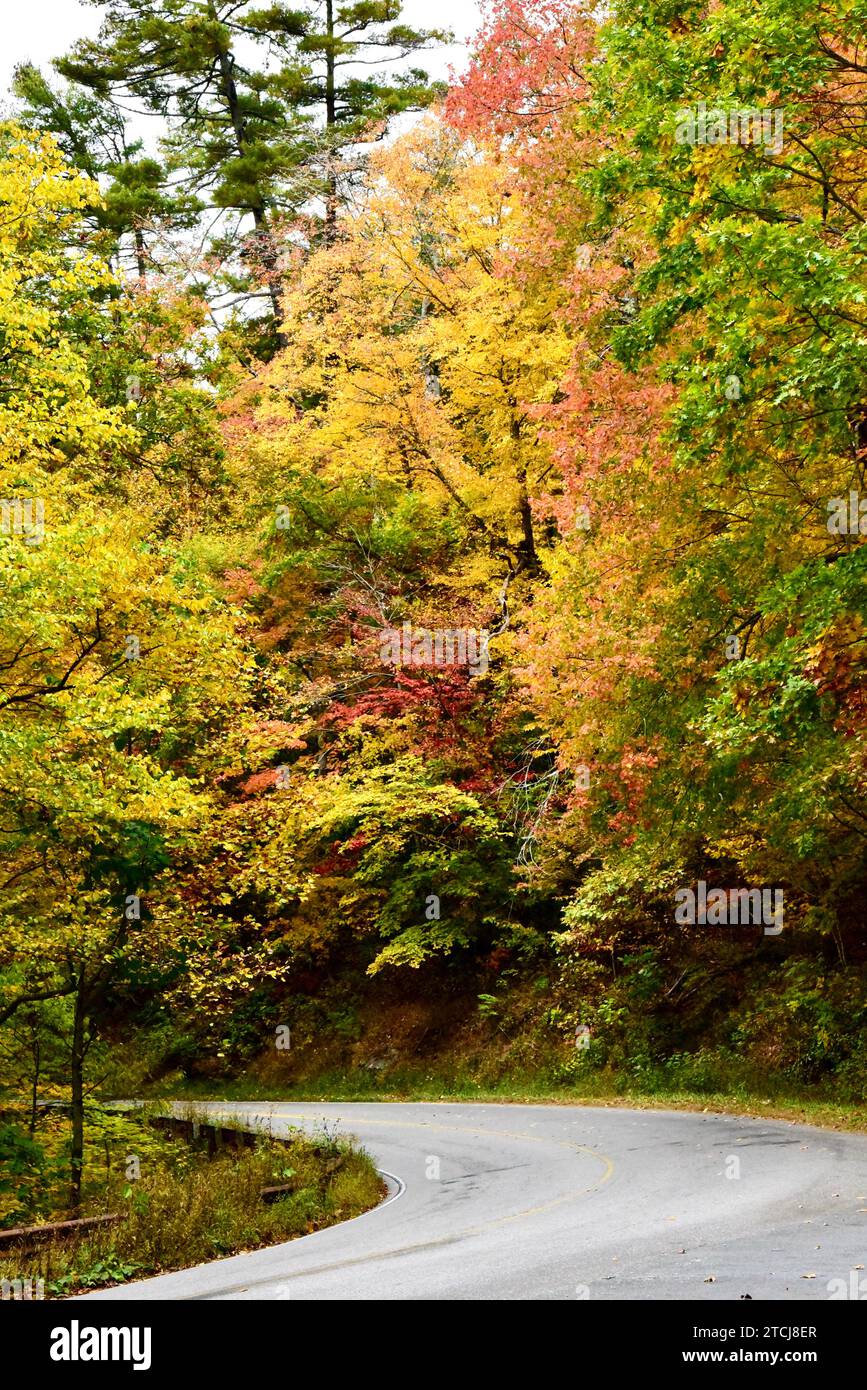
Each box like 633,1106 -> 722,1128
0,1213 -> 124,1251
0,1115 -> 344,1251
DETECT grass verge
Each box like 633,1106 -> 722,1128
0,1106 -> 383,1297
153,1069 -> 867,1134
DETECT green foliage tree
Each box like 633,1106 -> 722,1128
0,126 -> 264,1206
56,0 -> 449,349
12,63 -> 202,278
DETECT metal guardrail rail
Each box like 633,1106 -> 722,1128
0,1114 -> 343,1250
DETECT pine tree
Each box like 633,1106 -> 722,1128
13,63 -> 201,277
56,0 -> 450,345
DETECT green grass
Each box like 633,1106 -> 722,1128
151,1067 -> 867,1134
0,1110 -> 383,1297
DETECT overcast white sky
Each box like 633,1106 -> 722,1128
0,0 -> 483,106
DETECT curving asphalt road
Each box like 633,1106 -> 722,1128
80,1102 -> 867,1301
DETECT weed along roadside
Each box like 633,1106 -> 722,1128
0,1105 -> 383,1297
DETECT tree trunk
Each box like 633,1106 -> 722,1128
215,42 -> 285,337
324,0 -> 339,242
69,976 -> 86,1214
251,205 -> 285,336
511,410 -> 539,572
28,1030 -> 40,1141
516,482 -> 539,574
134,226 -> 146,280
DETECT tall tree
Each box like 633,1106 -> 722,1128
286,0 -> 453,237
12,64 -> 200,278
56,0 -> 450,348
0,125 -> 256,1207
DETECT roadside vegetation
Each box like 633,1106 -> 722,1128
0,1104 -> 382,1297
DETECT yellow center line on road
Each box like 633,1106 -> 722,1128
221,1105 -> 616,1233
170,1104 -> 617,1292
248,1106 -> 611,1158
